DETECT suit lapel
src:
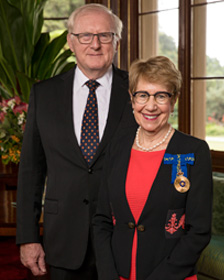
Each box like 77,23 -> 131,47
91,66 -> 131,166
58,65 -> 131,168
60,66 -> 87,167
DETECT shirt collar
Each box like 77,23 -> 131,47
75,65 -> 113,88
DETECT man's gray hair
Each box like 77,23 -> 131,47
67,3 -> 123,39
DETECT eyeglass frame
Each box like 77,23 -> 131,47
132,91 -> 174,105
70,32 -> 116,44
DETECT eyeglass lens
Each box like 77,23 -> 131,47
77,32 -> 114,44
134,92 -> 171,104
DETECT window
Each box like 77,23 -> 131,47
138,0 -> 224,170
190,1 -> 224,152
139,0 -> 179,128
43,0 -> 85,33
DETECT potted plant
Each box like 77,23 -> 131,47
0,0 -> 75,166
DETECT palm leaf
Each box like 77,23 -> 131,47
37,30 -> 68,79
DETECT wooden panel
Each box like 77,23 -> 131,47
211,151 -> 224,173
178,0 -> 191,134
0,186 -> 43,236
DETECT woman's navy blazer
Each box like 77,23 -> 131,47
93,128 -> 213,280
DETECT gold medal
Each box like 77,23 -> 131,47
174,154 -> 191,193
174,172 -> 190,193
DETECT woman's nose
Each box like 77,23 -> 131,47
144,96 -> 157,110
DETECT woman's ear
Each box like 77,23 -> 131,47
129,90 -> 133,102
129,90 -> 134,108
170,94 -> 178,112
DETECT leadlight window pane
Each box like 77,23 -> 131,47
158,9 -> 178,66
206,79 -> 224,151
158,0 -> 178,10
206,1 -> 224,76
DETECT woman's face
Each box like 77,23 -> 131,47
131,78 -> 176,134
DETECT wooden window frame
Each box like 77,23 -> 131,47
87,0 -> 224,172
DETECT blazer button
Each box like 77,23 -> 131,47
88,168 -> 93,174
83,199 -> 89,205
128,222 -> 135,229
137,224 -> 145,232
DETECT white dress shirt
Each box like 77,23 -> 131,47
73,66 -> 113,145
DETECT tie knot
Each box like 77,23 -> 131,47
85,80 -> 100,91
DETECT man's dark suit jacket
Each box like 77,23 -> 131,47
16,65 -> 136,270
93,129 -> 213,280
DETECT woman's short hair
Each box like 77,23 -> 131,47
129,56 -> 182,99
67,3 -> 123,40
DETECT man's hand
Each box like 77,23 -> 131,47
20,243 -> 47,276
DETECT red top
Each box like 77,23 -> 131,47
120,148 -> 197,280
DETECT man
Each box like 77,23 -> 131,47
16,3 -> 135,280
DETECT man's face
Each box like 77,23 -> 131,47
67,11 -> 119,79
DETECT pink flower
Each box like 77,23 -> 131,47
13,102 -> 28,115
1,99 -> 8,107
14,96 -> 22,105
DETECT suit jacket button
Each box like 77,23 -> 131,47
88,168 -> 93,174
83,199 -> 89,205
128,222 -> 135,229
137,224 -> 145,232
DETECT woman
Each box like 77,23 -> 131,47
93,56 -> 213,280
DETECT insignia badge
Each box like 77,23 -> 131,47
174,154 -> 190,193
164,153 -> 195,193
165,212 -> 185,235
174,171 -> 190,193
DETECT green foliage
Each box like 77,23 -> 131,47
159,32 -> 178,66
206,123 -> 224,136
158,32 -> 179,128
206,57 -> 224,127
43,0 -> 84,32
206,83 -> 224,122
206,56 -> 224,77
0,0 -> 75,103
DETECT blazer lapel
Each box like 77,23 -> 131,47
138,131 -> 177,221
110,128 -> 138,221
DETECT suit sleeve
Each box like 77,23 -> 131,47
93,146 -> 120,280
16,86 -> 47,245
146,140 -> 213,280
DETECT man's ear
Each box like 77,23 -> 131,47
115,39 -> 120,52
67,33 -> 74,52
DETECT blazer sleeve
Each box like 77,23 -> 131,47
146,140 -> 213,280
16,86 -> 47,245
93,146 -> 120,280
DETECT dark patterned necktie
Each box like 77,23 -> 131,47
80,80 -> 100,165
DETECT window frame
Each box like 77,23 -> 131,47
88,0 -> 224,171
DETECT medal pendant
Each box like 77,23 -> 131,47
174,172 -> 190,193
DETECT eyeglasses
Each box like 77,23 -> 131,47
70,32 -> 115,44
132,91 -> 174,105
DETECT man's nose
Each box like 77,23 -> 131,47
90,34 -> 101,49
